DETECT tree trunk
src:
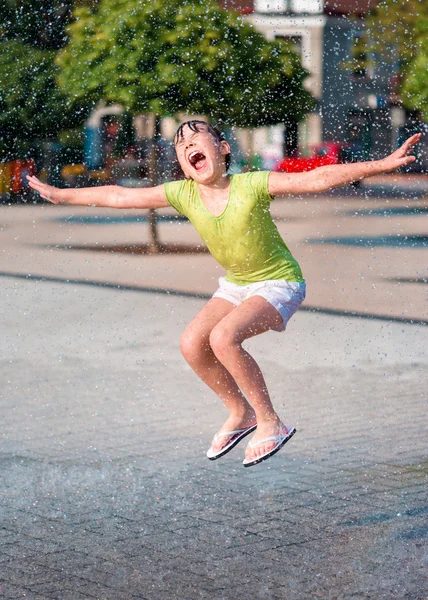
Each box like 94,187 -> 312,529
283,119 -> 299,157
148,114 -> 162,252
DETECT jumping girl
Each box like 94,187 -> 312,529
27,122 -> 421,466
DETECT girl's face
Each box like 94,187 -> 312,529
174,124 -> 230,184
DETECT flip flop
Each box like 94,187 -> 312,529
206,424 -> 257,460
242,426 -> 296,467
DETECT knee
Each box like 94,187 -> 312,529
180,329 -> 207,366
209,325 -> 239,362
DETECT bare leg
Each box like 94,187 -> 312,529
209,296 -> 290,462
180,298 -> 256,451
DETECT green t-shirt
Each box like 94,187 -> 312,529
163,170 -> 304,286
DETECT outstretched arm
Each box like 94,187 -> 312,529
268,133 -> 422,196
26,175 -> 170,209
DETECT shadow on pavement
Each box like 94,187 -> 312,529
1,271 -> 427,326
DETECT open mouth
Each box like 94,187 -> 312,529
188,150 -> 207,171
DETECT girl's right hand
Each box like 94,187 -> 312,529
26,175 -> 64,204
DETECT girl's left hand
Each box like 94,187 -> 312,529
380,133 -> 422,172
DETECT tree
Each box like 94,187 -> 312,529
57,0 -> 315,247
0,40 -> 85,159
57,0 -> 313,126
366,0 -> 428,115
401,20 -> 428,120
0,1 -> 90,160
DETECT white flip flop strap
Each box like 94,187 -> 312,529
214,426 -> 254,440
248,429 -> 293,448
248,434 -> 282,448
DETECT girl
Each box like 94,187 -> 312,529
27,122 -> 421,467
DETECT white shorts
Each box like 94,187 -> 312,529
212,277 -> 306,331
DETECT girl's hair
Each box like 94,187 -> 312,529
174,120 -> 231,171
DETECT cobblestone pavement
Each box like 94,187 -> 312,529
1,275 -> 427,600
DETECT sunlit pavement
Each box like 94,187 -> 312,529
1,183 -> 427,599
1,176 -> 428,324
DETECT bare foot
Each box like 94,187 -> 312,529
210,411 -> 257,453
244,419 -> 289,462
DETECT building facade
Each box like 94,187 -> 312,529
225,0 -> 409,163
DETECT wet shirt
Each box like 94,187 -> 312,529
163,171 -> 304,286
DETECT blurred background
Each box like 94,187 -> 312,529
0,0 -> 427,202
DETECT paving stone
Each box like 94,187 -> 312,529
1,207 -> 428,599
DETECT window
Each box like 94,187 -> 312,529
290,0 -> 323,13
254,0 -> 286,12
254,0 -> 323,13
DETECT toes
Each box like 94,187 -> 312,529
257,444 -> 266,457
256,442 -> 275,458
245,447 -> 255,462
245,441 -> 276,462
267,442 -> 277,454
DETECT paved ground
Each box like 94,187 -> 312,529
2,176 -> 428,323
1,185 -> 427,599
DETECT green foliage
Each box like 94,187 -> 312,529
0,1 -> 94,155
57,0 -> 315,128
402,19 -> 428,119
366,0 -> 428,113
367,0 -> 428,72
0,38 -> 89,155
